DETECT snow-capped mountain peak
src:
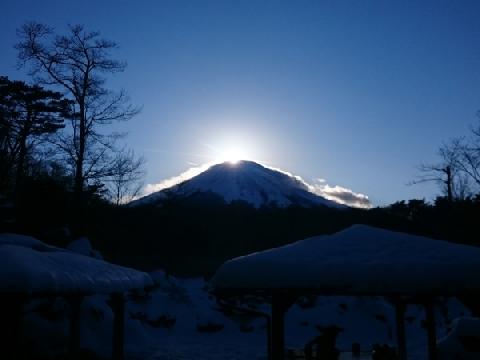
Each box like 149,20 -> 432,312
132,160 -> 345,208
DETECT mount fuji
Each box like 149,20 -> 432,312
132,160 -> 345,209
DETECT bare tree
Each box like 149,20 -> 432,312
454,122 -> 480,188
412,140 -> 470,202
105,148 -> 146,205
16,23 -> 140,227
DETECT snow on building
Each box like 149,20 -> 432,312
0,233 -> 151,295
212,224 -> 480,294
212,225 -> 480,360
0,233 -> 152,360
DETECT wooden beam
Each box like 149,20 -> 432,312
266,315 -> 272,360
270,294 -> 296,360
111,293 -> 125,360
271,296 -> 286,360
1,295 -> 26,358
394,299 -> 407,360
424,299 -> 437,360
68,295 -> 84,359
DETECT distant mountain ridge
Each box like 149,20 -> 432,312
131,160 -> 345,209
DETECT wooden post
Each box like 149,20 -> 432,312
271,294 -> 295,360
425,299 -> 437,360
1,295 -> 25,359
394,299 -> 407,360
266,315 -> 272,360
111,293 -> 125,360
68,295 -> 84,359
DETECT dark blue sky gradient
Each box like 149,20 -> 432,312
2,0 -> 480,205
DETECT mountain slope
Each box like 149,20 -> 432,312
132,160 -> 344,208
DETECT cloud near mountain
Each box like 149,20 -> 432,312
308,179 -> 371,208
143,162 -> 215,195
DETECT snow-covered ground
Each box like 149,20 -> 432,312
141,277 -> 469,360
19,271 -> 473,359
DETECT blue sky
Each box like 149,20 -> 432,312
2,0 -> 480,205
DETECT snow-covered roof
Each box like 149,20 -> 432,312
212,225 -> 480,295
0,233 -> 152,295
0,233 -> 46,249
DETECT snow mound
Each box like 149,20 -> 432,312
66,237 -> 93,256
0,233 -> 152,295
438,317 -> 480,359
67,237 -> 103,259
133,160 -> 344,209
212,225 -> 480,295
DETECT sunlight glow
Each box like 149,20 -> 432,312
207,136 -> 255,165
216,146 -> 249,164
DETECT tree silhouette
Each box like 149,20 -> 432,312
412,140 -> 470,202
0,76 -> 69,197
105,148 -> 146,206
453,122 -> 480,189
16,23 -> 140,231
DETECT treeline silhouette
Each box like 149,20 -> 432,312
3,178 -> 478,277
88,195 -> 480,276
